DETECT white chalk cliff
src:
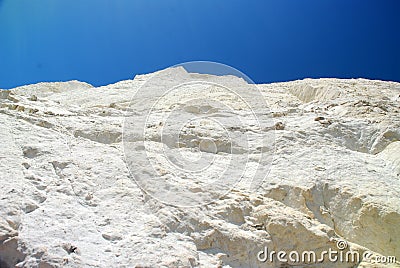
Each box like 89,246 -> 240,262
0,67 -> 399,267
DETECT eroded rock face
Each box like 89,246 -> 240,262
0,69 -> 399,267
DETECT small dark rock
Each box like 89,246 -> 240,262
274,122 -> 285,130
62,243 -> 79,255
28,95 -> 38,101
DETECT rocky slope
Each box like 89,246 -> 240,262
0,68 -> 399,267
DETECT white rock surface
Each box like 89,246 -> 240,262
0,68 -> 399,267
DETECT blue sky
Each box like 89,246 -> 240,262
0,0 -> 399,89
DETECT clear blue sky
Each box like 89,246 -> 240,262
0,0 -> 399,89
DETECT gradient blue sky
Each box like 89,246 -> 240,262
0,0 -> 399,89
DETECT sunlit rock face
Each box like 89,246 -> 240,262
0,68 -> 399,267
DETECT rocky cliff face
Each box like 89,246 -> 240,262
0,68 -> 399,267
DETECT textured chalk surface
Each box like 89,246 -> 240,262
0,68 -> 399,267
